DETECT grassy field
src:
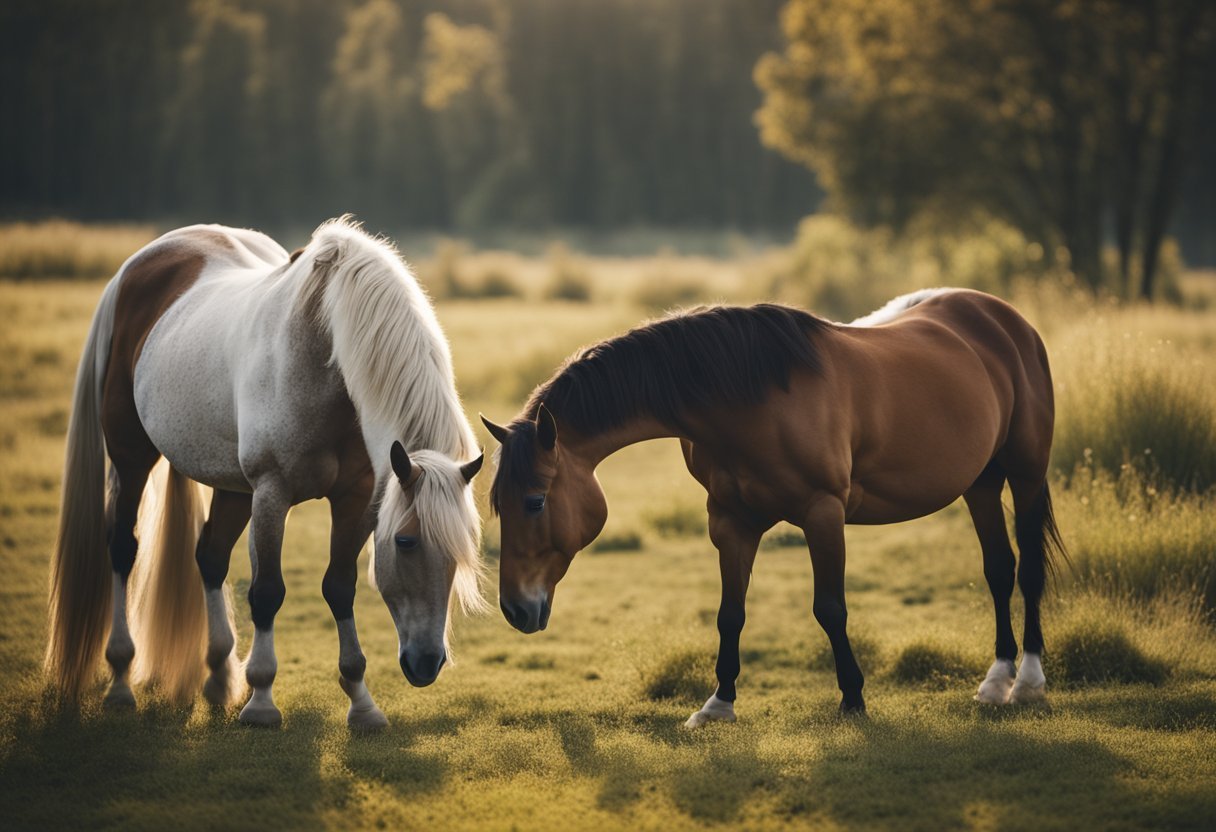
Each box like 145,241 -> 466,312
1,232 -> 1215,830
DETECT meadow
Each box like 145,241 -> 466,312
1,223 -> 1214,830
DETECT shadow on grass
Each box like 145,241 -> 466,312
0,691 -> 340,830
337,694 -> 498,799
772,714 -> 1209,830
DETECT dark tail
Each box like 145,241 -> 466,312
1014,481 -> 1069,586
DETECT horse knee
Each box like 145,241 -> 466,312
109,529 -> 138,579
813,597 -> 847,634
322,574 -> 356,621
983,552 -> 1015,593
716,605 -> 745,637
195,541 -> 229,591
248,580 -> 286,630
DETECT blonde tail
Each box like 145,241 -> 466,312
128,462 -> 211,704
45,275 -> 121,700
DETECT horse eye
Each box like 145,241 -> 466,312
524,494 -> 546,514
394,535 -> 419,550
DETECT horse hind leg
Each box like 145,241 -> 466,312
1007,475 -> 1060,705
196,489 -> 252,707
103,453 -> 158,709
963,461 -> 1018,705
239,484 -> 289,727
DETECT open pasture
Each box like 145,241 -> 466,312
1,250 -> 1215,830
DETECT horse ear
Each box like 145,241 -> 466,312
460,451 -> 484,483
389,441 -> 413,487
536,403 -> 558,451
480,414 -> 510,444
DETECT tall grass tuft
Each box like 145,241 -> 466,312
640,647 -> 715,702
1054,464 -> 1216,612
889,639 -> 982,688
1051,322 -> 1216,492
0,221 -> 156,279
1052,621 -> 1169,686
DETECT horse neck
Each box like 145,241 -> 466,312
557,412 -> 677,470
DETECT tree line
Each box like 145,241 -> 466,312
1,0 -> 1213,291
0,0 -> 817,233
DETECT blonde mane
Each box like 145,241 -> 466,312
297,217 -> 482,607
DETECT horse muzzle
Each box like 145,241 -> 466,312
500,593 -> 551,634
399,648 -> 446,687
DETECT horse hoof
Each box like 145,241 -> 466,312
202,674 -> 233,707
839,700 -> 867,718
684,708 -> 737,729
683,694 -> 737,729
1010,679 -> 1047,705
348,704 -> 389,732
239,700 -> 283,727
975,659 -> 1016,705
975,677 -> 1014,705
103,683 -> 136,711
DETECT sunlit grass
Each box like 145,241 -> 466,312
0,220 -> 157,280
2,246 -> 1215,829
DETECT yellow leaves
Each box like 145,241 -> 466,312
421,13 -> 505,111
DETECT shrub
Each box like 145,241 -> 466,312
640,648 -> 715,702
0,220 -> 157,279
633,276 -> 709,312
889,639 -> 982,688
469,268 -> 522,299
591,531 -> 643,553
766,213 -> 1058,322
646,504 -> 707,538
760,524 -> 804,550
544,242 -> 593,302
1051,620 -> 1168,686
423,238 -> 468,299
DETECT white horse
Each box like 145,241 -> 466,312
45,217 -> 486,728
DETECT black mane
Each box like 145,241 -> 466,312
489,303 -> 829,512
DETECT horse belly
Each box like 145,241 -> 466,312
848,378 -> 1002,524
134,308 -> 249,492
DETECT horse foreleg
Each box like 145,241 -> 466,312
240,485 -> 289,727
964,465 -> 1018,704
804,497 -> 865,715
196,489 -> 251,707
104,459 -> 156,709
324,493 -> 386,731
686,504 -> 761,728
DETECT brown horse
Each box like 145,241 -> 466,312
481,288 -> 1065,723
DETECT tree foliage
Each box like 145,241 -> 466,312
0,0 -> 816,232
756,0 -> 1216,295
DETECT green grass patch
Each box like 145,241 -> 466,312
1056,464 -> 1216,612
639,648 -> 715,702
889,639 -> 983,688
1052,322 -> 1216,492
1051,621 -> 1169,687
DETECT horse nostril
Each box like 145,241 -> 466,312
401,649 -> 446,685
500,599 -> 528,630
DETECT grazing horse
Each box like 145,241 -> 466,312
481,289 -> 1065,724
45,218 -> 486,728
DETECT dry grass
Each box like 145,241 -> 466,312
2,229 -> 1215,830
0,220 -> 157,279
